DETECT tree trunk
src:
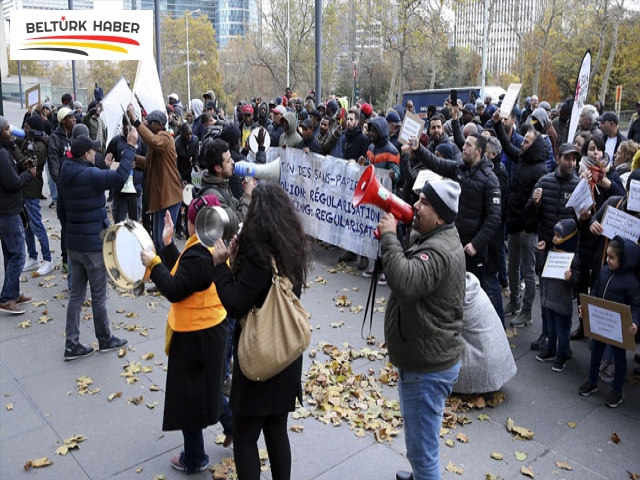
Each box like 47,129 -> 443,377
590,0 -> 610,83
599,6 -> 622,106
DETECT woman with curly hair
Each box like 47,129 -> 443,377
211,181 -> 311,480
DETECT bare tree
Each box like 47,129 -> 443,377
598,0 -> 626,105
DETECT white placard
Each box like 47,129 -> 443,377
412,169 -> 444,192
587,304 -> 624,344
541,251 -> 574,279
601,205 -> 640,241
399,111 -> 425,145
272,148 -> 393,259
627,179 -> 640,213
499,83 -> 522,119
565,178 -> 593,217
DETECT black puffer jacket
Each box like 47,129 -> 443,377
523,170 -> 580,248
0,140 -> 32,216
47,124 -> 72,184
496,122 -> 548,234
413,145 -> 501,252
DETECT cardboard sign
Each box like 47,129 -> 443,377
601,205 -> 640,242
412,168 -> 445,192
541,251 -> 574,279
579,294 -> 636,350
399,111 -> 426,146
565,178 -> 593,217
627,179 -> 640,213
499,83 -> 522,119
25,84 -> 40,107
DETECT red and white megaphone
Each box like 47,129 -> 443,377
353,165 -> 414,233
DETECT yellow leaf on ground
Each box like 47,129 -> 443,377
514,451 -> 528,461
506,417 -> 535,440
24,457 -> 53,470
135,467 -> 143,473
445,461 -> 463,475
478,413 -> 491,421
567,422 -> 577,428
289,424 -> 304,433
445,439 -> 455,448
6,403 -> 13,411
521,465 -> 535,478
556,460 -> 573,470
490,452 -> 503,460
627,471 -> 639,480
611,432 -> 621,444
18,320 -> 31,329
456,433 -> 468,443
485,475 -> 499,480
141,352 -> 154,360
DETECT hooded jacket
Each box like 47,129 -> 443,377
365,117 -> 401,189
592,236 -> 640,327
531,107 -> 558,158
278,112 -> 302,147
20,133 -> 48,199
47,124 -> 72,184
382,224 -> 465,373
495,121 -> 548,234
0,139 -> 32,216
332,125 -> 369,160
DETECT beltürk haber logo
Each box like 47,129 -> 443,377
10,10 -> 153,60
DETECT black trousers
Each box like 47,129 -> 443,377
233,412 -> 291,480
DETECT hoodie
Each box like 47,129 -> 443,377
531,107 -> 558,166
592,236 -> 640,328
279,112 -> 302,147
366,117 -> 401,190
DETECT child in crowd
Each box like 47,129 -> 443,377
579,236 -> 640,407
536,219 -> 580,372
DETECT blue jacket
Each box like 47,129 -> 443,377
59,145 -> 135,252
592,237 -> 640,327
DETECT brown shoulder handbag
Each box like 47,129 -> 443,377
238,260 -> 311,381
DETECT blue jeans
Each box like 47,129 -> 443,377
399,362 -> 461,480
65,249 -> 112,349
152,203 -> 181,252
113,190 -> 142,223
24,197 -> 52,262
589,340 -> 627,396
0,214 -> 26,303
543,307 -> 571,357
484,271 -> 505,326
507,232 -> 537,312
45,163 -> 57,202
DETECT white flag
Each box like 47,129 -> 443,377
102,76 -> 133,145
133,56 -> 166,125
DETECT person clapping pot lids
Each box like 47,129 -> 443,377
209,182 -> 311,480
140,194 -> 230,474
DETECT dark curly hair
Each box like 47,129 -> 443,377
233,182 -> 311,286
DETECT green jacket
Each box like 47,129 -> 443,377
382,224 -> 465,373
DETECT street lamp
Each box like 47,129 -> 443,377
185,9 -> 201,108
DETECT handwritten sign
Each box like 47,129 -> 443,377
579,294 -> 635,350
266,148 -> 392,259
542,251 -> 574,279
399,111 -> 426,146
499,83 -> 522,119
25,85 -> 40,108
600,205 -> 640,242
627,179 -> 640,213
412,169 -> 445,192
565,178 -> 593,217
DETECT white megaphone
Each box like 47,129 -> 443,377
233,159 -> 281,182
121,169 -> 137,193
11,125 -> 25,138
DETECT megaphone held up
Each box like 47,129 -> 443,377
195,206 -> 236,247
234,159 -> 281,182
353,165 -> 414,224
11,125 -> 25,138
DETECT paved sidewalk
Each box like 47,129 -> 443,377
1,100 -> 639,479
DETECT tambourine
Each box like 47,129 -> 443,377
182,183 -> 195,206
248,127 -> 271,153
103,220 -> 155,295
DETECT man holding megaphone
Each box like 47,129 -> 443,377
378,178 -> 465,480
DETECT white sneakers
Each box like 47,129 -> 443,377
37,261 -> 54,276
23,258 -> 39,272
23,259 -> 54,276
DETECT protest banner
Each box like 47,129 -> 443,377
579,294 -> 636,350
275,148 -> 393,259
10,9 -> 153,60
499,83 -> 522,119
627,179 -> 640,213
601,205 -> 640,242
541,251 -> 574,279
567,51 -> 591,144
399,111 -> 425,145
565,178 -> 593,217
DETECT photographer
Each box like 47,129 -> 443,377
1,116 -> 37,314
20,115 -> 54,276
82,101 -> 107,154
